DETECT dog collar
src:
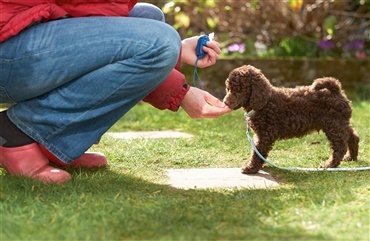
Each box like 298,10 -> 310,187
244,110 -> 255,120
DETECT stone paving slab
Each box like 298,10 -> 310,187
107,131 -> 194,139
166,168 -> 279,189
107,131 -> 278,189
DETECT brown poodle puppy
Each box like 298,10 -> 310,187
223,65 -> 359,174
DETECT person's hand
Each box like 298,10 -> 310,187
180,36 -> 221,68
180,86 -> 232,118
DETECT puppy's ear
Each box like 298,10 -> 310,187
249,68 -> 272,110
232,65 -> 252,89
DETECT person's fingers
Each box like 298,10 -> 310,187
201,105 -> 232,118
205,48 -> 219,61
180,87 -> 232,119
206,41 -> 221,54
204,92 -> 227,108
198,48 -> 218,67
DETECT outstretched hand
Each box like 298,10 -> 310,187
180,86 -> 232,118
180,36 -> 221,68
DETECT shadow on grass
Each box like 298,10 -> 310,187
2,166 -> 367,241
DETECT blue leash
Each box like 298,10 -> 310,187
245,115 -> 370,172
193,58 -> 204,89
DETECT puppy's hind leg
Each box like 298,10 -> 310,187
343,126 -> 359,161
242,134 -> 273,174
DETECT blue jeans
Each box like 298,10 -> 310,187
0,5 -> 181,163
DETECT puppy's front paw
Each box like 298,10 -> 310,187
241,165 -> 260,174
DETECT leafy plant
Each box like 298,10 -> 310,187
148,0 -> 369,59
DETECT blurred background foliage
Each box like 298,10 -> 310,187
143,0 -> 370,59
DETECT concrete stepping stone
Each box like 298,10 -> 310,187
166,168 -> 279,189
107,131 -> 194,139
107,131 -> 278,189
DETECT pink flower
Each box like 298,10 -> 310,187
227,43 -> 245,53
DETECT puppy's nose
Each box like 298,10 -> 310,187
223,99 -> 231,107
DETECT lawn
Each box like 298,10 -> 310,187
0,101 -> 369,241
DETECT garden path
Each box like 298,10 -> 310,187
107,131 -> 279,189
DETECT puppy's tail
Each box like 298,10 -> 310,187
311,77 -> 342,94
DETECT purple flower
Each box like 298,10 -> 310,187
227,43 -> 245,53
344,40 -> 365,51
317,40 -> 335,50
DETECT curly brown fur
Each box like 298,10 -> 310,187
223,65 -> 359,174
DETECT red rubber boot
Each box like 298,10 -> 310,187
39,145 -> 107,168
0,143 -> 71,184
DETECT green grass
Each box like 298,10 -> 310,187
1,101 -> 369,241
